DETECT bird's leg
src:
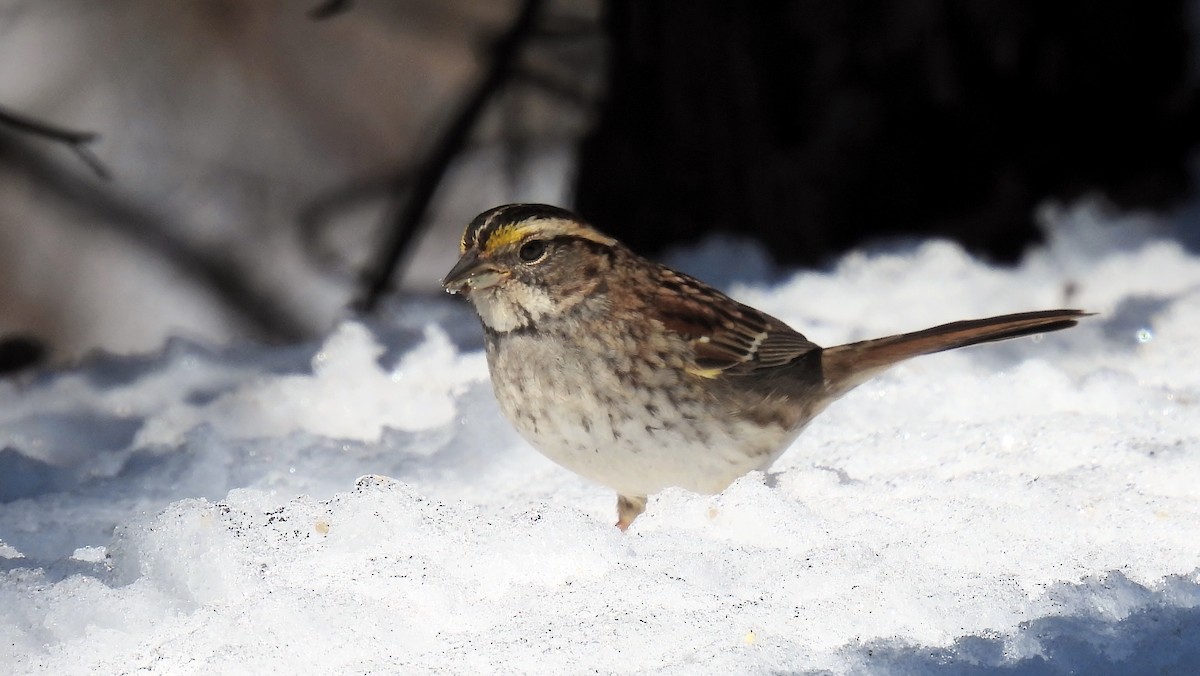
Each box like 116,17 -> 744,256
616,494 -> 647,531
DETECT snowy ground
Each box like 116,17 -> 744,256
2,203 -> 1198,674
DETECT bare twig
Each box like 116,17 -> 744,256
299,168 -> 413,276
0,105 -> 110,180
353,0 -> 545,313
0,131 -> 310,343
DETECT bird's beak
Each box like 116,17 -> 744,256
442,252 -> 507,294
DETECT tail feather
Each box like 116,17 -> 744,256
821,309 -> 1091,396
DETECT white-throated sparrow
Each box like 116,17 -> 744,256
443,204 -> 1088,529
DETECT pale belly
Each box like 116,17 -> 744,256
486,333 -> 801,497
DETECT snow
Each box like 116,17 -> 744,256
2,203 -> 1199,674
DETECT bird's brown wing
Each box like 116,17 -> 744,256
648,267 -> 819,376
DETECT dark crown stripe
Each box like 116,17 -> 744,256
463,203 -> 581,250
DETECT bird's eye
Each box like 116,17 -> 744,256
518,239 -> 547,262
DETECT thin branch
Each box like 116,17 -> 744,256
353,0 -> 545,313
299,168 -> 413,276
0,105 -> 110,180
0,131 -> 310,343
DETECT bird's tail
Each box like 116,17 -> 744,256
821,309 -> 1090,397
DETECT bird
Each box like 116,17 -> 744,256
442,203 -> 1089,529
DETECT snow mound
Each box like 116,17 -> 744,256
2,203 -> 1198,673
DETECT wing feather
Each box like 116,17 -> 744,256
649,267 -> 818,375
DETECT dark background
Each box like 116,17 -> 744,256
577,0 -> 1200,264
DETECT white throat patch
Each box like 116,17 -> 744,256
471,284 -> 557,332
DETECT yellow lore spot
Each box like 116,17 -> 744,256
481,223 -> 531,252
480,219 -> 617,255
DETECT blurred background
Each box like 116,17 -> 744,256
1,0 -> 1197,369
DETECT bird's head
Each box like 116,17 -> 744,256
442,204 -> 619,332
